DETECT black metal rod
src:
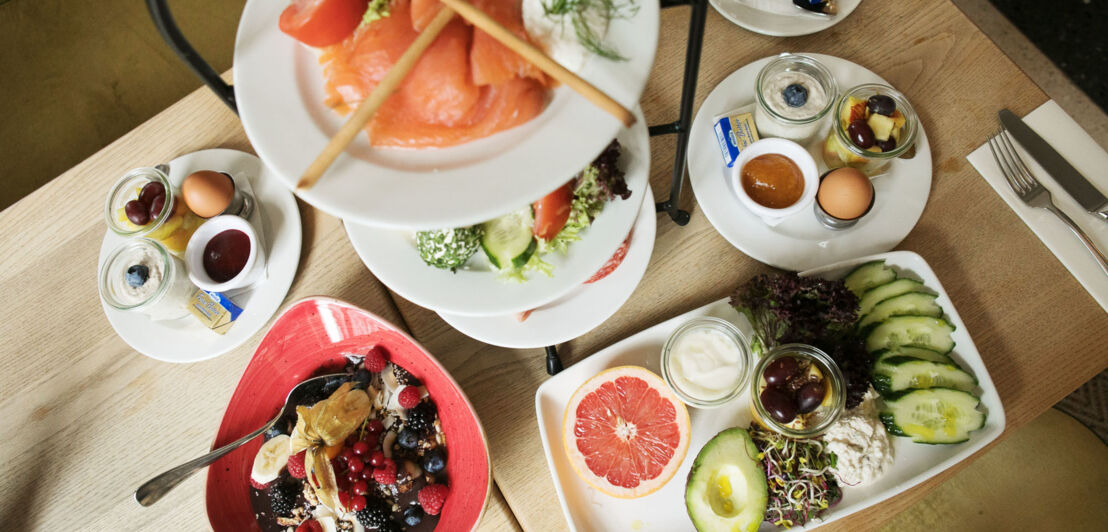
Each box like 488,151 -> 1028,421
545,345 -> 564,375
664,0 -> 707,226
649,121 -> 681,136
146,0 -> 237,113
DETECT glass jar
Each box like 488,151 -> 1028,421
822,83 -> 919,174
99,238 -> 195,321
104,167 -> 203,256
749,343 -> 845,438
661,317 -> 752,408
753,54 -> 839,145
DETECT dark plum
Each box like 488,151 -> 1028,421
764,356 -> 800,387
796,380 -> 826,414
875,137 -> 897,152
866,94 -> 896,116
760,386 -> 798,424
124,200 -> 150,225
847,120 -> 875,149
138,181 -> 166,206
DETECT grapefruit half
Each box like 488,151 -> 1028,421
562,366 -> 691,498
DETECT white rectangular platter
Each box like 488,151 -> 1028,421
535,251 -> 1005,531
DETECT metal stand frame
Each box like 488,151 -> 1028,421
146,0 -> 708,376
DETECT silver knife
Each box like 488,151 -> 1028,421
999,109 -> 1108,221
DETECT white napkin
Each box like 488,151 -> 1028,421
966,100 -> 1108,313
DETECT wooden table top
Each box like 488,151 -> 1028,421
2,0 -> 1106,530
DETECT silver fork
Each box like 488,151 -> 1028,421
989,129 -> 1108,275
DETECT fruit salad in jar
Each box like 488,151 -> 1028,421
249,347 -> 451,532
823,84 -> 918,174
104,167 -> 203,255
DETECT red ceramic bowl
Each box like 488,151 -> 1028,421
205,297 -> 490,530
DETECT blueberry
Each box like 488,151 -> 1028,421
423,449 -> 446,474
125,264 -> 149,287
352,368 -> 371,389
782,83 -> 808,108
398,428 -> 419,450
403,505 -> 424,526
321,375 -> 346,395
867,94 -> 896,116
264,426 -> 284,441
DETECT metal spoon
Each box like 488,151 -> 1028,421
134,372 -> 349,506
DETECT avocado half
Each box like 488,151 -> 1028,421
684,427 -> 768,532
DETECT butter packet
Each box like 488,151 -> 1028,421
713,105 -> 760,167
188,289 -> 244,335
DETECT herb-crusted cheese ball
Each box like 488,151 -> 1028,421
416,227 -> 483,271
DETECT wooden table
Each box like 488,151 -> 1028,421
2,0 -> 1105,530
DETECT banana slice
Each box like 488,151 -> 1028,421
251,434 -> 292,485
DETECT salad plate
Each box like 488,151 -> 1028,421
536,251 -> 1003,531
688,54 -> 932,272
233,0 -> 659,230
438,185 -> 655,348
710,0 -> 862,37
343,107 -> 649,317
97,149 -> 301,363
205,297 -> 490,531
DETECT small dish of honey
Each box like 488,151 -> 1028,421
730,138 -> 818,223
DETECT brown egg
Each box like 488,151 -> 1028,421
182,170 -> 235,218
817,168 -> 873,220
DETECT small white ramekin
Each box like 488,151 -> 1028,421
184,215 -> 266,292
731,138 -> 819,224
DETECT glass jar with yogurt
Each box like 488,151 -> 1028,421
753,54 -> 838,145
99,238 -> 195,321
661,317 -> 752,408
104,167 -> 204,256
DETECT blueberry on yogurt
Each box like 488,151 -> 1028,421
125,264 -> 150,287
783,84 -> 809,107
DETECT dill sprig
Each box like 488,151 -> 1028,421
541,0 -> 639,60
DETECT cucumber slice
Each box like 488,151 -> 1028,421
879,388 -> 986,444
843,260 -> 897,295
859,293 -> 942,329
481,208 -> 537,270
873,356 -> 978,394
858,279 -> 929,316
865,316 -> 956,353
873,346 -> 954,366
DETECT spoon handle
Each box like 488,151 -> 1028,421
134,419 -> 274,506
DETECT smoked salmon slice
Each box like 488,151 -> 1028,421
319,0 -> 547,148
469,0 -> 548,86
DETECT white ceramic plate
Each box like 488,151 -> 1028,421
98,149 -> 302,363
710,0 -> 861,37
536,251 -> 1004,531
438,185 -> 655,347
688,53 -> 932,271
344,108 -> 649,317
233,0 -> 659,230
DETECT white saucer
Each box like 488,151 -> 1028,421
438,185 -> 655,348
97,149 -> 302,363
688,53 -> 932,271
344,108 -> 650,317
710,0 -> 861,37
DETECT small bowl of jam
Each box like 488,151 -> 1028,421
730,138 -> 818,223
749,343 -> 844,438
184,215 -> 266,292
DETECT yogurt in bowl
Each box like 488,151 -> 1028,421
661,317 -> 751,408
754,54 -> 838,144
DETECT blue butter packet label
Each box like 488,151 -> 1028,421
188,289 -> 243,335
713,110 -> 760,167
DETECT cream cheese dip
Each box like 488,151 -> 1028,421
661,317 -> 751,408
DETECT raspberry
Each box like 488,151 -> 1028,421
373,460 -> 397,485
286,451 -> 307,479
364,346 -> 389,372
418,483 -> 449,516
296,520 -> 323,532
249,477 -> 270,490
397,386 -> 421,409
